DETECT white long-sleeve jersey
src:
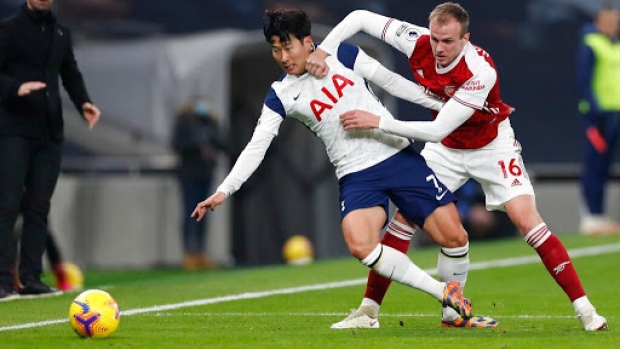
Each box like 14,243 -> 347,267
216,43 -> 442,196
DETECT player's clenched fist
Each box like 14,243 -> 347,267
305,48 -> 330,77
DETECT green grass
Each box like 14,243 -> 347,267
1,234 -> 619,348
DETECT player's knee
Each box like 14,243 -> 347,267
455,229 -> 469,247
442,227 -> 469,248
347,241 -> 375,260
424,207 -> 469,247
508,209 -> 543,236
505,195 -> 543,235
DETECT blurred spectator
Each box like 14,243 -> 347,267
576,3 -> 620,235
453,180 -> 516,241
171,98 -> 227,270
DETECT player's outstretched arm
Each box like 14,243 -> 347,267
353,48 -> 443,111
379,99 -> 475,142
192,192 -> 227,221
340,99 -> 475,143
318,10 -> 390,56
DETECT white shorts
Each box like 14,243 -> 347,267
420,119 -> 535,212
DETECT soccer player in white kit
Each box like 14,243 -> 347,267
305,2 -> 608,331
191,8 -> 491,324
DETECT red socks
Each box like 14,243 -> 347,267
526,225 -> 586,302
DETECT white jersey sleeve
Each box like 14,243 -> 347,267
215,106 -> 283,196
350,46 -> 442,111
378,98 -> 475,143
319,10 -> 428,58
452,66 -> 497,110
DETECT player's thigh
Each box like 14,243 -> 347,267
467,148 -> 535,212
421,143 -> 469,192
384,147 -> 457,229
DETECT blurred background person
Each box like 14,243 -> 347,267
576,3 -> 620,235
416,180 -> 516,247
172,97 -> 227,270
0,0 -> 100,301
454,180 -> 516,241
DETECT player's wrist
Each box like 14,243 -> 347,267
378,115 -> 387,130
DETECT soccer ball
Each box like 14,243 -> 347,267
62,262 -> 84,290
282,235 -> 314,265
68,289 -> 120,338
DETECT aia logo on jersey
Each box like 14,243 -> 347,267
310,74 -> 355,121
444,85 -> 456,97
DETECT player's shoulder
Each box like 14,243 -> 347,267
270,72 -> 295,89
266,73 -> 303,108
463,42 -> 496,73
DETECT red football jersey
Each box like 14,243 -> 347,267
408,35 -> 513,149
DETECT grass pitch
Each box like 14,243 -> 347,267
0,234 -> 618,349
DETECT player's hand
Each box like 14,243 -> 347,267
340,110 -> 381,130
305,48 -> 330,77
82,102 -> 101,129
191,191 -> 227,221
17,81 -> 46,96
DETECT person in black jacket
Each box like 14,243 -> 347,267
0,0 -> 100,301
172,97 -> 226,270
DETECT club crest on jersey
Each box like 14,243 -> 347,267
310,74 -> 355,121
444,85 -> 456,97
405,28 -> 420,41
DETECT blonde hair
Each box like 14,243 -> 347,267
429,2 -> 470,38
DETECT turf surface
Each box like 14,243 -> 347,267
0,234 -> 618,348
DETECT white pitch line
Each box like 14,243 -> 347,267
2,242 -> 620,332
140,312 -> 586,320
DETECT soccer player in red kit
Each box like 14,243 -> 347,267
306,2 -> 607,331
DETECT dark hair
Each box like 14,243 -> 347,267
429,2 -> 470,37
263,9 -> 311,44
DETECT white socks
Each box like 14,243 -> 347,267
437,243 -> 470,286
437,243 -> 469,321
361,244 -> 444,300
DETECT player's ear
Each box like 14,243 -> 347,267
303,35 -> 314,51
462,32 -> 470,43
